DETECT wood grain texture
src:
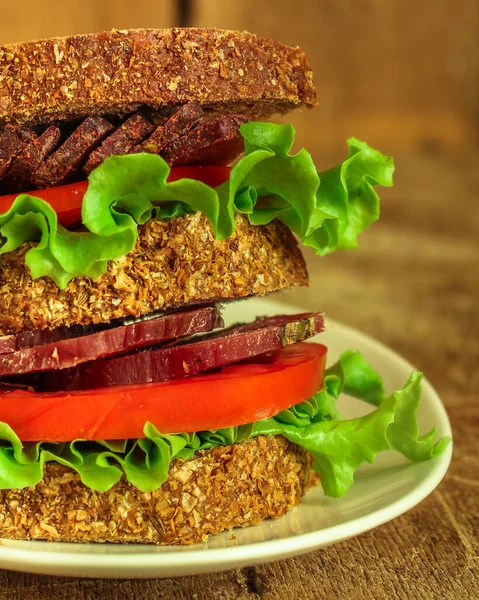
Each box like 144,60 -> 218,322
0,0 -> 175,44
193,0 -> 479,154
0,151 -> 477,597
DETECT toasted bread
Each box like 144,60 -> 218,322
0,28 -> 317,128
0,212 -> 309,335
0,435 -> 317,544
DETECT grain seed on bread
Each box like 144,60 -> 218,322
0,28 -> 316,128
0,436 -> 317,544
0,212 -> 308,335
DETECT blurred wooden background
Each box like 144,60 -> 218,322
0,0 -> 477,157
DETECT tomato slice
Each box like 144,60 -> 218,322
0,343 -> 327,442
0,180 -> 89,228
0,166 -> 232,227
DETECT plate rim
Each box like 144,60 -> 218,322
0,314 -> 453,576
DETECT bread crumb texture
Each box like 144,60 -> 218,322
0,212 -> 308,335
0,28 -> 317,127
0,436 -> 318,544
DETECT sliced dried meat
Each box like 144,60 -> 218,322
1,126 -> 61,190
0,335 -> 15,356
40,312 -> 324,391
34,116 -> 114,188
0,125 -> 36,181
162,115 -> 247,166
1,105 -> 247,194
134,102 -> 204,154
83,113 -> 155,174
0,322 -> 107,356
0,306 -> 222,377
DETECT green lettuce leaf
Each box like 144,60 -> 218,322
234,125 -> 394,257
275,373 -> 438,497
336,349 -> 387,406
301,137 -> 395,254
254,369 -> 449,497
0,123 -> 393,288
0,156 -> 219,288
0,352 -> 450,496
227,122 -> 322,237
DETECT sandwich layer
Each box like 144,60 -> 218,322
0,435 -> 317,544
0,212 -> 308,335
0,105 -> 248,195
0,28 -> 317,128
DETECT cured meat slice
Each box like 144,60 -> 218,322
0,125 -> 36,181
1,126 -> 61,190
0,106 -> 249,194
83,113 -> 155,174
34,116 -> 114,188
0,306 -> 222,377
41,312 -> 324,391
0,323 -> 107,356
134,102 -> 204,154
0,335 -> 15,355
162,115 -> 247,166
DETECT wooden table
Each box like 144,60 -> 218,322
0,151 -> 477,598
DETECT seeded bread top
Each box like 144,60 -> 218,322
0,28 -> 317,128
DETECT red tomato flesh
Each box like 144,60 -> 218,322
0,181 -> 89,227
0,166 -> 231,227
0,343 -> 327,442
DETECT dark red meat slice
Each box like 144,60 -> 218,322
34,116 -> 114,188
172,134 -> 245,166
83,113 -> 155,174
0,306 -> 222,377
210,313 -> 323,341
1,126 -> 61,190
0,335 -> 15,356
0,125 -> 36,181
0,322 -> 108,356
41,312 -> 324,391
162,116 -> 247,166
134,102 -> 204,154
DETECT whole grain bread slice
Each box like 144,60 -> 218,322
0,28 -> 317,128
0,212 -> 308,335
0,435 -> 317,544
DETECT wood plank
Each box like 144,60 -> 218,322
0,0 -> 175,44
193,0 -> 479,154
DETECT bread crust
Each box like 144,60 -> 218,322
0,212 -> 308,335
0,28 -> 317,128
0,436 -> 317,545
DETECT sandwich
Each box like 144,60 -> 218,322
0,28 -> 449,544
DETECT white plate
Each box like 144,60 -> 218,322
0,297 -> 452,579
